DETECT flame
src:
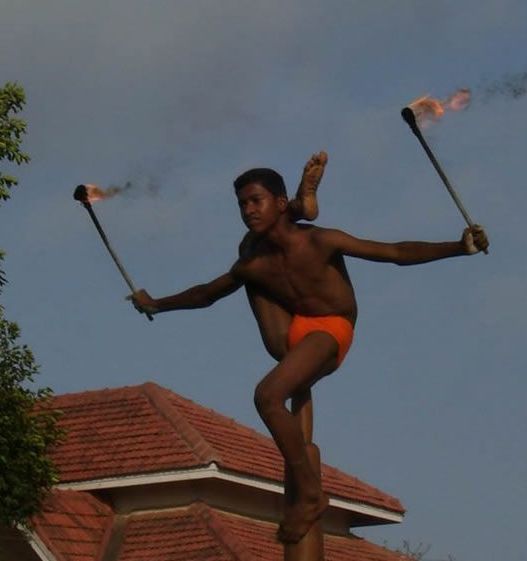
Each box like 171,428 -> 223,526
83,183 -> 125,203
408,88 -> 471,127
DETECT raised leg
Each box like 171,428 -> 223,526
288,151 -> 328,222
239,234 -> 292,361
245,287 -> 292,361
253,331 -> 339,543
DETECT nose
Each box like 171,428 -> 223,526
243,201 -> 257,218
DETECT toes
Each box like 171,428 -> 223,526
305,155 -> 317,170
317,151 -> 328,165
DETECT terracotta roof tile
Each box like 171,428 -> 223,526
118,505 -> 409,561
32,490 -> 113,561
216,507 -> 409,561
118,506 -> 236,561
118,503 -> 408,561
32,492 -> 409,561
49,383 -> 403,514
51,387 -> 202,481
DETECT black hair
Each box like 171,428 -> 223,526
233,168 -> 287,197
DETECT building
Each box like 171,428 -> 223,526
0,382 -> 410,560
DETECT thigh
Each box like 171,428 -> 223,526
258,331 -> 339,401
246,287 -> 292,361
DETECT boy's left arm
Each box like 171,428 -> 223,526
319,225 -> 489,265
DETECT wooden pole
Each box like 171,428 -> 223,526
283,390 -> 325,561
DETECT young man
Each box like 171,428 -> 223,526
130,158 -> 489,543
240,151 -> 328,360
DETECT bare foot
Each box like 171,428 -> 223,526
289,151 -> 328,222
277,492 -> 329,543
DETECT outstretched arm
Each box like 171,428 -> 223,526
320,225 -> 489,266
129,268 -> 243,316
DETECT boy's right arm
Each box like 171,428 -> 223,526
129,267 -> 244,316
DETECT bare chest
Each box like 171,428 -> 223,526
241,244 -> 328,300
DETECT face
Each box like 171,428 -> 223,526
236,182 -> 287,233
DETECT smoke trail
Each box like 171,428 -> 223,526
103,181 -> 132,198
104,175 -> 161,199
479,71 -> 527,101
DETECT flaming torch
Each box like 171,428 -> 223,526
401,89 -> 487,254
73,184 -> 154,321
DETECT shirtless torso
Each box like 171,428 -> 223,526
237,224 -> 357,324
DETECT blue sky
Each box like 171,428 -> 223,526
1,2 -> 526,560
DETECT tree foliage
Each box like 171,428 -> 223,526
0,82 -> 63,528
0,82 -> 30,201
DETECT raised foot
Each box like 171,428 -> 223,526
277,492 -> 329,544
291,151 -> 328,222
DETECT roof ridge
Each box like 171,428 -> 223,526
52,384 -> 142,401
171,392 -> 271,439
96,513 -> 126,561
191,503 -> 257,561
140,382 -> 221,465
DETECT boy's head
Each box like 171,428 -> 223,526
233,168 -> 287,198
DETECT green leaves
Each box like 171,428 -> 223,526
0,82 -> 30,203
0,82 -> 63,529
0,309 -> 65,528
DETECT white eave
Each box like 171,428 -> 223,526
21,528 -> 59,561
56,462 -> 403,524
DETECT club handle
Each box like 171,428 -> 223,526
401,108 -> 488,256
81,202 -> 155,320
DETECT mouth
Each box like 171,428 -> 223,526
245,217 -> 260,227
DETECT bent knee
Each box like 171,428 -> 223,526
254,382 -> 284,416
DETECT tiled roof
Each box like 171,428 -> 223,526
49,382 -> 403,514
217,506 -> 408,561
32,490 -> 113,561
33,491 -> 408,561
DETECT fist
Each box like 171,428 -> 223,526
127,289 -> 158,315
462,225 -> 489,255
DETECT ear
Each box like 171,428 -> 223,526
277,195 -> 288,213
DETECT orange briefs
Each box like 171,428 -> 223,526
287,315 -> 354,366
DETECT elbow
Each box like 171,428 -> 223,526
391,244 -> 409,266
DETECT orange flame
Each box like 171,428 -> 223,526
408,88 -> 471,127
83,184 -> 124,203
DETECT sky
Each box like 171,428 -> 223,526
1,1 -> 526,560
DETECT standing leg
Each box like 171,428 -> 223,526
284,391 -> 325,561
253,331 -> 339,543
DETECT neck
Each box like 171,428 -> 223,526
262,216 -> 296,248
